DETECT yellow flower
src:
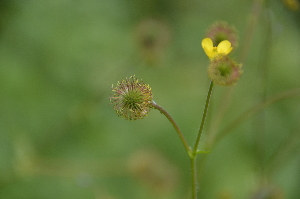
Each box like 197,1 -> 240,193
201,38 -> 233,59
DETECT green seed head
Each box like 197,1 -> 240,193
110,76 -> 153,120
208,55 -> 242,86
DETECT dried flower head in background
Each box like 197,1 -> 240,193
127,149 -> 179,195
206,21 -> 239,48
250,185 -> 285,199
135,18 -> 171,64
110,76 -> 153,120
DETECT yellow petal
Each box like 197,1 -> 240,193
217,40 -> 233,55
202,38 -> 214,58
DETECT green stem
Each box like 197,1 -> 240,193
206,0 -> 265,149
188,81 -> 214,199
193,81 -> 214,153
152,80 -> 215,199
190,157 -> 197,199
151,102 -> 191,154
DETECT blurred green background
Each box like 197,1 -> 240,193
1,0 -> 300,198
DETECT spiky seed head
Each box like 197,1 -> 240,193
110,76 -> 153,120
208,55 -> 242,86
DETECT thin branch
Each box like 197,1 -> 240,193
151,102 -> 191,153
193,81 -> 214,153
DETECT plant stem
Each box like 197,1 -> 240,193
206,0 -> 265,149
190,157 -> 197,199
189,81 -> 214,199
152,80 -> 215,199
151,102 -> 192,154
193,81 -> 214,153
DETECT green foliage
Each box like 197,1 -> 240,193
0,0 -> 300,198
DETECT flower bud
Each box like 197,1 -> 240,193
110,76 -> 153,120
208,55 -> 242,86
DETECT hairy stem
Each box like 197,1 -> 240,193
206,0 -> 265,148
190,157 -> 197,199
193,81 -> 214,153
151,102 -> 191,153
189,81 -> 214,199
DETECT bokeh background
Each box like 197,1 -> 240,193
1,0 -> 300,198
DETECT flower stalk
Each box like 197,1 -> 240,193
188,81 -> 214,199
151,102 -> 192,154
193,81 -> 214,154
190,157 -> 197,199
